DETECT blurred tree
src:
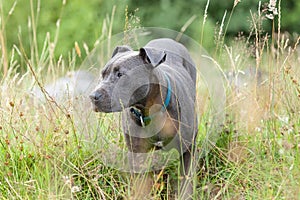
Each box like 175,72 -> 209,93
281,1 -> 300,35
2,0 -> 299,62
3,0 -> 105,58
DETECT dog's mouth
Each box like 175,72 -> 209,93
90,98 -> 126,113
90,101 -> 100,112
92,105 -> 100,112
89,90 -> 147,113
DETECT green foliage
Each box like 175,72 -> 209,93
3,0 -> 300,60
281,1 -> 300,33
3,0 -> 104,57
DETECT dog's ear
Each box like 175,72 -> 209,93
139,47 -> 166,68
111,45 -> 132,58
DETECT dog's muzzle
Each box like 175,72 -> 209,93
89,89 -> 110,112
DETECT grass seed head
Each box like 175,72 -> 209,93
9,101 -> 14,107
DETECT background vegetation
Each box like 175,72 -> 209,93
2,0 -> 300,62
0,0 -> 300,199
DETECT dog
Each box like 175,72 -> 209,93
90,38 -> 198,199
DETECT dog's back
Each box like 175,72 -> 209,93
145,38 -> 197,83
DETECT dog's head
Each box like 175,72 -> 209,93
89,45 -> 166,113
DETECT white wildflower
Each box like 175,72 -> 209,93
71,186 -> 81,193
266,14 -> 274,20
266,0 -> 278,20
268,0 -> 277,9
63,176 -> 72,185
255,127 -> 261,132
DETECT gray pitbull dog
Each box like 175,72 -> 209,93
90,38 -> 197,199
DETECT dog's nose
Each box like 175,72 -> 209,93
89,91 -> 102,101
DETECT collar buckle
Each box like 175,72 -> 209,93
140,116 -> 145,127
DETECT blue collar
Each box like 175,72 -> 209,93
130,73 -> 171,127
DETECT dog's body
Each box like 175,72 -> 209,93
90,38 -> 197,199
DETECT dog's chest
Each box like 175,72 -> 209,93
123,112 -> 178,152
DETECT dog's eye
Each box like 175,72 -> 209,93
116,71 -> 123,78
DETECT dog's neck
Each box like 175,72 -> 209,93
130,73 -> 171,127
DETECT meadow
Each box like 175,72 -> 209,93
0,0 -> 299,199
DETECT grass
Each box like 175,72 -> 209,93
1,0 -> 300,199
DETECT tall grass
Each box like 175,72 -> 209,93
199,0 -> 300,199
0,0 -> 299,199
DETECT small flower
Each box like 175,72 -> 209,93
266,14 -> 274,20
255,127 -> 262,132
268,0 -> 277,8
71,186 -> 81,193
266,0 -> 278,20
